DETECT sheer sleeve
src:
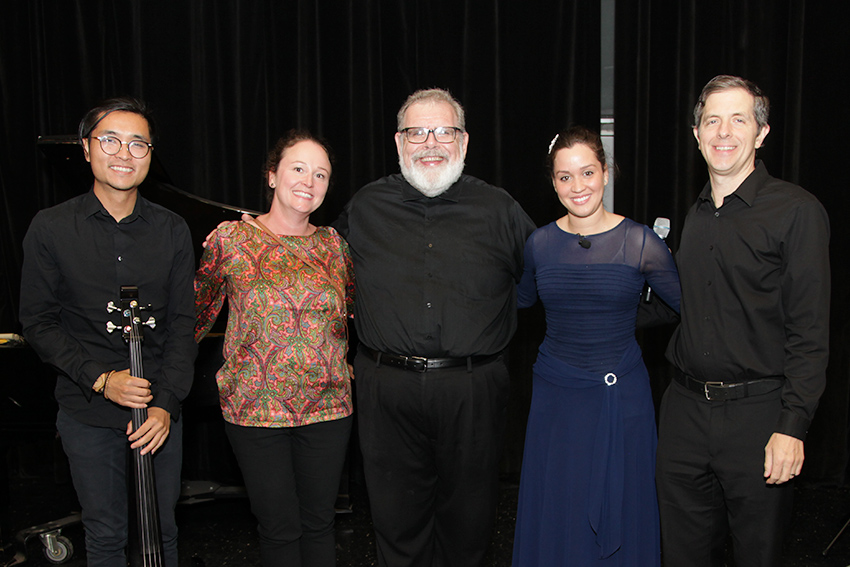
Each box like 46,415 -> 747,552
517,231 -> 539,309
639,225 -> 681,314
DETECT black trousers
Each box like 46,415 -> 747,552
354,348 -> 510,567
57,409 -> 183,567
225,417 -> 352,567
656,379 -> 793,567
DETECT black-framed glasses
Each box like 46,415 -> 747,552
399,126 -> 463,144
92,135 -> 154,159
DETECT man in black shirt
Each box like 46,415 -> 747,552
20,97 -> 196,567
655,75 -> 830,566
333,88 -> 535,567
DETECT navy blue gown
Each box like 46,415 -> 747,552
512,219 -> 680,566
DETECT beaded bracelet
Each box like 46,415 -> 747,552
102,370 -> 116,401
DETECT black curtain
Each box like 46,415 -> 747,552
615,0 -> 850,482
5,0 -> 845,483
0,0 -> 599,475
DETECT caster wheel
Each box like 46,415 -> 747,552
43,534 -> 74,564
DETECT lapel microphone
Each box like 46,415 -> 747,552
578,235 -> 591,249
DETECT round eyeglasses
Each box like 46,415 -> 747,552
398,126 -> 463,144
92,135 -> 154,159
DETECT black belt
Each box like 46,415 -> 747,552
674,373 -> 783,402
362,346 -> 500,373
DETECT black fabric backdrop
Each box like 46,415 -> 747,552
1,0 -> 846,481
615,0 -> 850,483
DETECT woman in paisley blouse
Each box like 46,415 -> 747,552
195,130 -> 354,567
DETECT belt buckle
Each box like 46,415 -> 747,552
404,356 -> 428,372
703,381 -> 724,401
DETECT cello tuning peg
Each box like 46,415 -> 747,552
106,301 -> 119,313
143,317 -> 156,330
106,321 -> 119,333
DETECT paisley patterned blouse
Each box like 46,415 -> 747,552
195,221 -> 354,427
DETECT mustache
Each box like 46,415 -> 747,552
412,148 -> 450,161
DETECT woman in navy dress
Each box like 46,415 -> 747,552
512,126 -> 680,566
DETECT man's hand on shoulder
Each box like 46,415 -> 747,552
764,432 -> 804,484
202,214 -> 257,248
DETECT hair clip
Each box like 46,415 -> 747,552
548,134 -> 559,154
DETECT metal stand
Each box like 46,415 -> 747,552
2,512 -> 81,566
823,514 -> 850,556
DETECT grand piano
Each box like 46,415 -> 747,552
1,135 -> 260,564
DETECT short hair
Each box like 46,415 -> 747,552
78,96 -> 156,145
262,129 -> 334,205
693,75 -> 770,130
396,88 -> 466,131
546,125 -> 609,178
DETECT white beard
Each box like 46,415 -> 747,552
399,148 -> 465,198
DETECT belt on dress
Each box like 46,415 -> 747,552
674,373 -> 783,401
362,346 -> 500,373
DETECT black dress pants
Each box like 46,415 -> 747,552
224,417 -> 352,567
656,380 -> 793,567
354,347 -> 510,567
57,409 -> 183,567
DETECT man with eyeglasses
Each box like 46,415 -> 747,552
19,97 -> 196,567
333,88 -> 535,567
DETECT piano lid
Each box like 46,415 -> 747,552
37,135 -> 261,262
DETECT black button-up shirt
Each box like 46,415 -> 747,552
20,189 -> 197,428
333,173 -> 536,358
667,161 -> 830,439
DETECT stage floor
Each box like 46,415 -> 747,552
3,440 -> 850,566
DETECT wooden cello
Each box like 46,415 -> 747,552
111,285 -> 165,566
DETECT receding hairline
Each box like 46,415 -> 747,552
396,88 -> 466,131
399,100 -> 462,127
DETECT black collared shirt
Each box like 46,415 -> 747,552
333,173 -> 536,358
667,161 -> 830,439
20,189 -> 197,428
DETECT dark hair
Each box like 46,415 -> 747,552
263,129 -> 334,205
546,125 -> 609,178
77,96 -> 156,145
693,75 -> 770,129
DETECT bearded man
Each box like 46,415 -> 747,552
333,88 -> 535,567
